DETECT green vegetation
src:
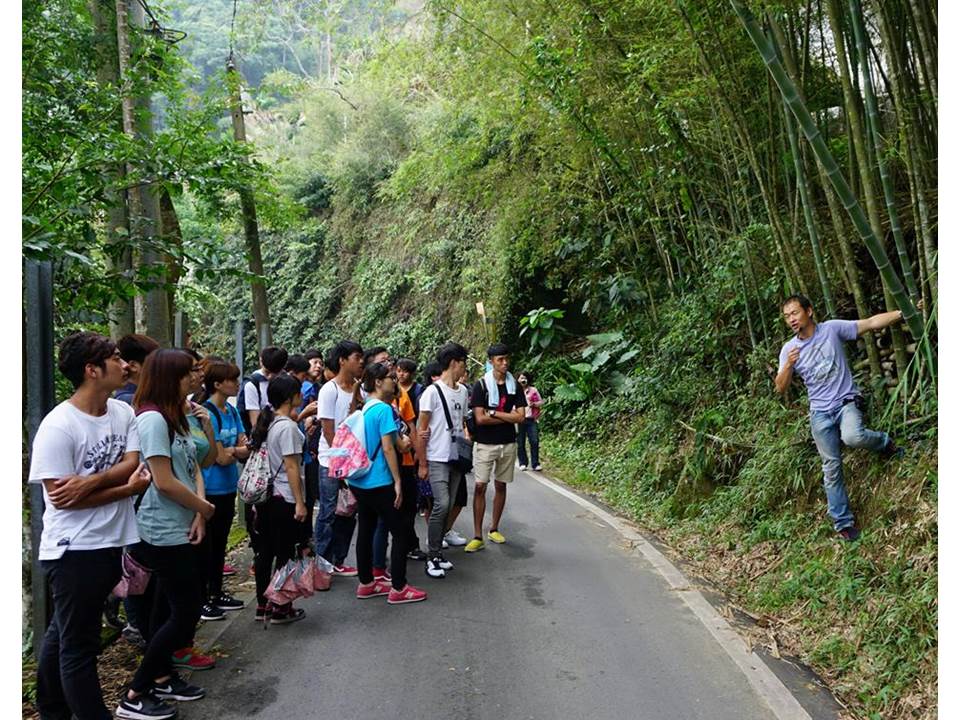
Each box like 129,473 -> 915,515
22,1 -> 936,717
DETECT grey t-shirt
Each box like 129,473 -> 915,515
778,319 -> 859,413
136,410 -> 198,546
268,416 -> 305,504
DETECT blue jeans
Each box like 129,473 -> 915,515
517,420 -> 540,467
809,402 -> 889,531
314,465 -> 357,566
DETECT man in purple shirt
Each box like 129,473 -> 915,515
775,294 -> 908,541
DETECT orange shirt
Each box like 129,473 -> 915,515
394,387 -> 416,466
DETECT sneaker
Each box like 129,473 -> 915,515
880,437 -> 905,460
518,464 -> 528,471
333,564 -> 358,577
444,529 -> 468,546
270,604 -> 306,624
425,557 -> 446,578
488,530 -> 506,544
356,579 -> 392,599
103,595 -> 123,630
116,693 -> 177,720
465,538 -> 485,553
121,624 -> 146,650
373,567 -> 392,582
388,584 -> 427,604
442,539 -> 449,549
214,593 -> 244,611
532,465 -> 543,471
407,548 -> 428,561
222,563 -> 238,576
152,672 -> 206,702
171,647 -> 216,671
200,603 -> 225,621
838,526 -> 861,542
437,554 -> 454,570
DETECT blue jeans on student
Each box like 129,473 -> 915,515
517,420 -> 540,467
315,465 -> 357,566
809,402 -> 889,531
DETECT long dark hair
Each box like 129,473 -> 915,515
350,362 -> 390,412
250,373 -> 302,450
134,349 -> 193,437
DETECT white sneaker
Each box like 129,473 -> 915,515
533,465 -> 542,471
437,554 -> 454,570
425,557 -> 446,578
518,465 -> 528,471
444,529 -> 467,546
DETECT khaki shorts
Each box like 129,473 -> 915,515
472,442 -> 518,484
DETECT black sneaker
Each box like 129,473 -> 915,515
152,672 -> 206,702
121,623 -> 146,650
880,437 -> 905,460
269,604 -> 306,625
200,603 -> 225,621
407,548 -> 428,561
116,692 -> 177,719
838,526 -> 861,542
103,595 -> 123,630
425,556 -> 446,578
213,593 -> 244,611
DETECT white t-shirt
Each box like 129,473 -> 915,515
316,379 -> 355,468
28,398 -> 141,560
419,382 -> 469,463
242,373 -> 270,416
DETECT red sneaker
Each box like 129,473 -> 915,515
387,585 -> 427,605
356,579 -> 392,599
372,567 -> 392,582
223,563 -> 237,577
333,564 -> 358,577
171,647 -> 216,670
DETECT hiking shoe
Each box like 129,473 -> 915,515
171,647 -> 216,671
880,437 -> 905,460
465,538 -> 485,553
222,563 -> 238,576
488,530 -> 506,544
333,564 -> 358,577
518,464 -> 528,471
407,548 -> 428,561
270,604 -> 306,624
444,529 -> 468,546
214,593 -> 244,611
200,603 -> 225,622
425,557 -> 446,578
838,526 -> 861,542
103,595 -> 123,630
388,584 -> 427,604
116,693 -> 177,719
373,567 -> 392,582
152,672 -> 206,702
121,624 -> 146,650
356,579 -> 392,599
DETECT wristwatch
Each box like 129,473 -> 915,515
487,409 -> 496,418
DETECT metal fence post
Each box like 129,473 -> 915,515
25,259 -> 55,658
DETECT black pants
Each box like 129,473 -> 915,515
353,484 -> 408,590
304,461 -> 320,532
204,493 -> 236,600
253,496 -> 310,606
400,465 -> 420,551
128,542 -> 202,693
37,548 -> 122,720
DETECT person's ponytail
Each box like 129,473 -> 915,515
249,406 -> 276,451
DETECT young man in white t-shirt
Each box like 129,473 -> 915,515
416,342 -> 470,578
28,332 -> 152,720
241,345 -> 288,430
314,340 -> 365,574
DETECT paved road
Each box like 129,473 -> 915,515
182,471 -> 778,720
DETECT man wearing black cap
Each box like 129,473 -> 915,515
465,343 -> 527,553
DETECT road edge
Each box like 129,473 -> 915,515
526,469 -> 813,720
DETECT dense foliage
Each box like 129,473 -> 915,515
23,0 -> 936,717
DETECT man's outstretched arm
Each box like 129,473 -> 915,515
856,309 -> 906,337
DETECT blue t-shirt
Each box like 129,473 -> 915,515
136,411 -> 198,546
778,319 -> 859,413
348,399 -> 397,491
203,402 -> 244,496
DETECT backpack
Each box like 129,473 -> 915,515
327,401 -> 383,482
237,418 -> 283,505
236,372 -> 267,435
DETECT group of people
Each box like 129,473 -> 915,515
28,330 -> 544,720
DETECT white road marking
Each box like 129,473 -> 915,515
526,469 -> 813,720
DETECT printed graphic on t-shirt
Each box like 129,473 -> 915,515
82,433 -> 128,472
799,339 -> 843,384
174,433 -> 197,481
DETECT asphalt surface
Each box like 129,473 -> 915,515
180,471 -> 778,720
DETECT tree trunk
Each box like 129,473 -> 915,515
227,59 -> 273,350
159,186 -> 184,337
90,0 -> 133,340
116,0 -> 170,346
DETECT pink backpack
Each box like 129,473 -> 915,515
327,401 -> 384,481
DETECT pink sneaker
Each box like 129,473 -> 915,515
223,563 -> 237,577
333,564 -> 358,577
356,579 -> 392,599
372,567 -> 392,582
387,585 -> 427,605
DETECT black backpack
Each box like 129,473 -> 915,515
236,372 -> 266,435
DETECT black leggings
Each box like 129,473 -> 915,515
353,484 -> 408,590
253,496 -> 310,606
128,542 -> 202,693
204,493 -> 236,600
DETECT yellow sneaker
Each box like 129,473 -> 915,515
464,538 -> 485,553
487,530 -> 506,544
